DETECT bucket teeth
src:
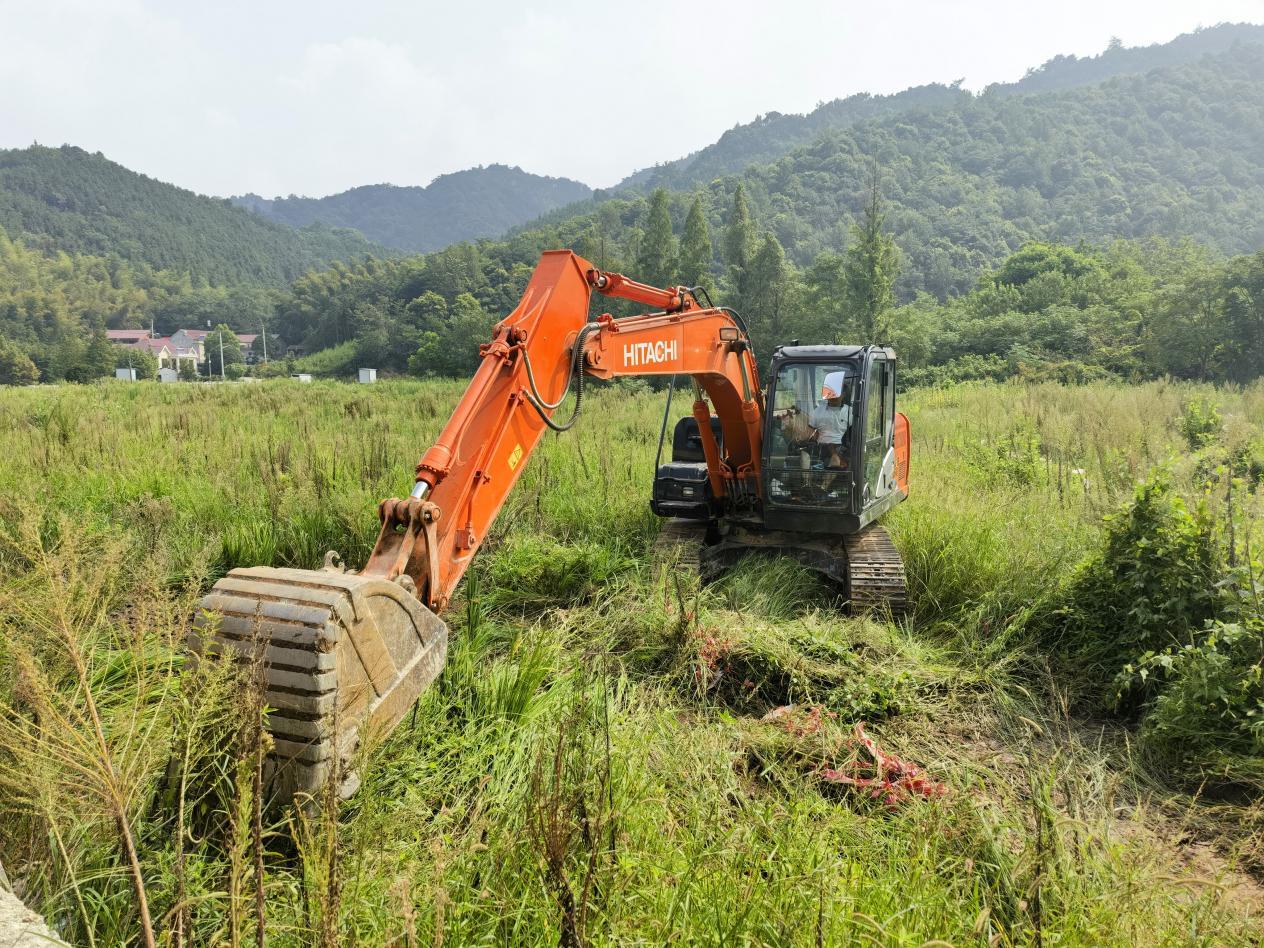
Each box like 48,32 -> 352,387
190,566 -> 448,803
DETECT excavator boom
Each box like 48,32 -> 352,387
379,249 -> 764,611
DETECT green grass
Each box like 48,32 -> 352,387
0,377 -> 1262,945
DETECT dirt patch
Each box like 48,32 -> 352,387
1167,834 -> 1264,917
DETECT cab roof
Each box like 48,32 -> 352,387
771,344 -> 895,361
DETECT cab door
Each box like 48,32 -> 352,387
860,354 -> 897,508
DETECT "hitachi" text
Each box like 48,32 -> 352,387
623,340 -> 677,367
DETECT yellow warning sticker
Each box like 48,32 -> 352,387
507,443 -> 523,471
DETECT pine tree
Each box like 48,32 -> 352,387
723,184 -> 757,314
678,195 -> 714,292
744,234 -> 789,354
81,327 -> 117,381
724,184 -> 755,272
634,188 -> 677,287
843,169 -> 901,339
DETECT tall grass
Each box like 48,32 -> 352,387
0,377 -> 1261,944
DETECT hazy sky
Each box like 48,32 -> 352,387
2,0 -> 1262,198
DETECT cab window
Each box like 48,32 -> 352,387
766,360 -> 858,508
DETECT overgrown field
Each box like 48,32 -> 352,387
1,378 -> 1262,946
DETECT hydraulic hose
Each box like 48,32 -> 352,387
654,374 -> 677,471
523,322 -> 601,433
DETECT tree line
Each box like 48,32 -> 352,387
268,180 -> 1264,387
2,178 -> 1262,388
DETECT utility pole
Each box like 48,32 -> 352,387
219,331 -> 226,382
261,323 -> 268,363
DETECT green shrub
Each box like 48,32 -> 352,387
961,419 -> 1044,488
1231,438 -> 1264,487
1127,616 -> 1264,781
0,338 -> 39,385
252,360 -> 288,379
899,353 -> 1008,389
114,344 -> 158,380
1040,473 -> 1222,700
1178,397 -> 1222,450
296,339 -> 359,377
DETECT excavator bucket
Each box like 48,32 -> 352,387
190,564 -> 448,802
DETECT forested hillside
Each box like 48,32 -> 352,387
0,225 -> 282,383
0,145 -> 383,285
234,165 -> 591,253
251,231 -> 1264,389
248,42 -> 1264,387
3,31 -> 1264,389
541,42 -> 1264,302
614,23 -> 1264,194
613,83 -> 972,194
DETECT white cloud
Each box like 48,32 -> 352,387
282,37 -> 437,98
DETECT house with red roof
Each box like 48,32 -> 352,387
110,328 -> 262,372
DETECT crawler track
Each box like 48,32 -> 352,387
650,519 -> 706,572
652,519 -> 908,619
843,524 -> 908,618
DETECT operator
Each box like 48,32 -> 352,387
809,371 -> 852,493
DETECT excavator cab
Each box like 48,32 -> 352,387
653,345 -> 907,534
652,343 -> 909,616
762,345 -> 906,535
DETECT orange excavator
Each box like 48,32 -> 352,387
194,250 -> 910,800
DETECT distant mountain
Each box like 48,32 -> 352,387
414,41 -> 1264,305
613,83 -> 973,194
0,145 -> 383,286
613,23 -> 1264,194
233,165 -> 592,253
989,21 -> 1264,95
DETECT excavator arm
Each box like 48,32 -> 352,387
195,250 -> 764,802
362,249 -> 764,612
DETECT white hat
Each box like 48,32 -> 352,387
821,370 -> 847,399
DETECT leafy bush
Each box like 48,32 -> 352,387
1039,473 -> 1222,698
1232,439 -> 1264,487
1178,397 -> 1223,450
252,360 -> 289,379
1127,616 -> 1264,781
0,337 -> 39,385
961,419 -> 1044,488
114,344 -> 159,380
899,354 -> 1009,389
295,339 -> 359,377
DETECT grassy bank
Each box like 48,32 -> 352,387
1,378 -> 1261,945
